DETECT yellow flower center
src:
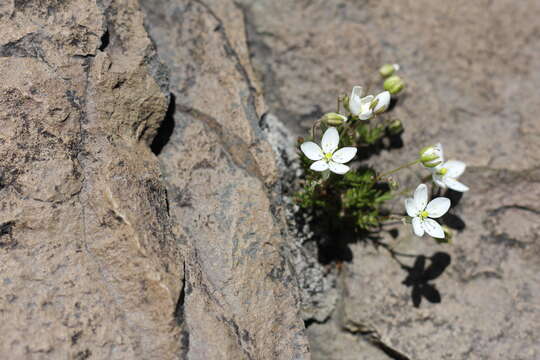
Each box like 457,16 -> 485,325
420,210 -> 429,220
437,167 -> 448,176
324,152 -> 333,161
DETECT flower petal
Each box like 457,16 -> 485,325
328,161 -> 350,175
332,147 -> 357,164
412,217 -> 424,237
310,160 -> 329,172
413,183 -> 428,211
349,86 -> 363,116
445,178 -> 469,192
373,91 -> 390,113
444,160 -> 466,178
405,198 -> 419,217
433,143 -> 444,162
321,127 -> 339,154
358,95 -> 374,120
358,111 -> 373,120
426,197 -> 451,218
432,174 -> 447,189
300,141 -> 324,161
422,218 -> 445,238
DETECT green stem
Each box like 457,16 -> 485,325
376,159 -> 420,181
380,214 -> 404,222
380,220 -> 402,226
340,117 -> 355,140
311,119 -> 321,140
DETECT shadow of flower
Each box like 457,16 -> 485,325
401,252 -> 451,307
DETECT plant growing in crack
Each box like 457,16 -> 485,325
294,64 -> 468,244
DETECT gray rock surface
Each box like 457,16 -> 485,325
260,113 -> 339,324
141,1 -> 309,359
239,0 -> 540,359
2,0 -> 539,358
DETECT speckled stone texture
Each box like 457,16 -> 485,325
3,0 -> 539,358
0,0 -> 310,359
141,1 -> 309,359
239,0 -> 540,359
0,0 -> 183,358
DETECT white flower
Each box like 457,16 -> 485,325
349,86 -> 374,120
432,160 -> 469,192
373,91 -> 391,114
405,184 -> 450,239
349,87 -> 391,119
300,127 -> 357,175
419,143 -> 444,168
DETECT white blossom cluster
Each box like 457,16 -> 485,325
299,83 -> 469,240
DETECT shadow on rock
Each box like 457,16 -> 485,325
151,93 -> 176,155
442,213 -> 466,231
310,180 -> 392,265
316,226 -> 376,265
401,252 -> 451,308
354,132 -> 404,162
443,189 -> 466,231
443,188 -> 464,207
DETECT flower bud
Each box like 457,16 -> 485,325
322,112 -> 347,126
387,119 -> 403,135
379,64 -> 396,77
383,75 -> 405,95
421,159 -> 442,168
419,144 -> 443,168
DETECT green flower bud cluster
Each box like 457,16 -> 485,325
379,64 -> 397,77
384,75 -> 405,95
419,145 -> 442,168
379,64 -> 405,95
387,119 -> 403,135
322,112 -> 347,126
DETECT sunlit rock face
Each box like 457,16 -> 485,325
0,0 -> 184,358
240,0 -> 540,359
2,0 -> 539,359
0,0 -> 309,358
141,1 -> 309,359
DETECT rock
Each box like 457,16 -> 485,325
260,113 -> 339,324
4,0 -> 536,358
337,168 -> 540,359
1,0 -> 312,358
141,1 -> 309,359
239,0 -> 540,359
240,0 -> 540,171
0,1 -> 183,358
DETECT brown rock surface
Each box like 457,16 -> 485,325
239,0 -> 540,359
1,0 -> 312,358
0,0 -> 186,358
141,1 -> 309,359
3,0 -> 539,358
